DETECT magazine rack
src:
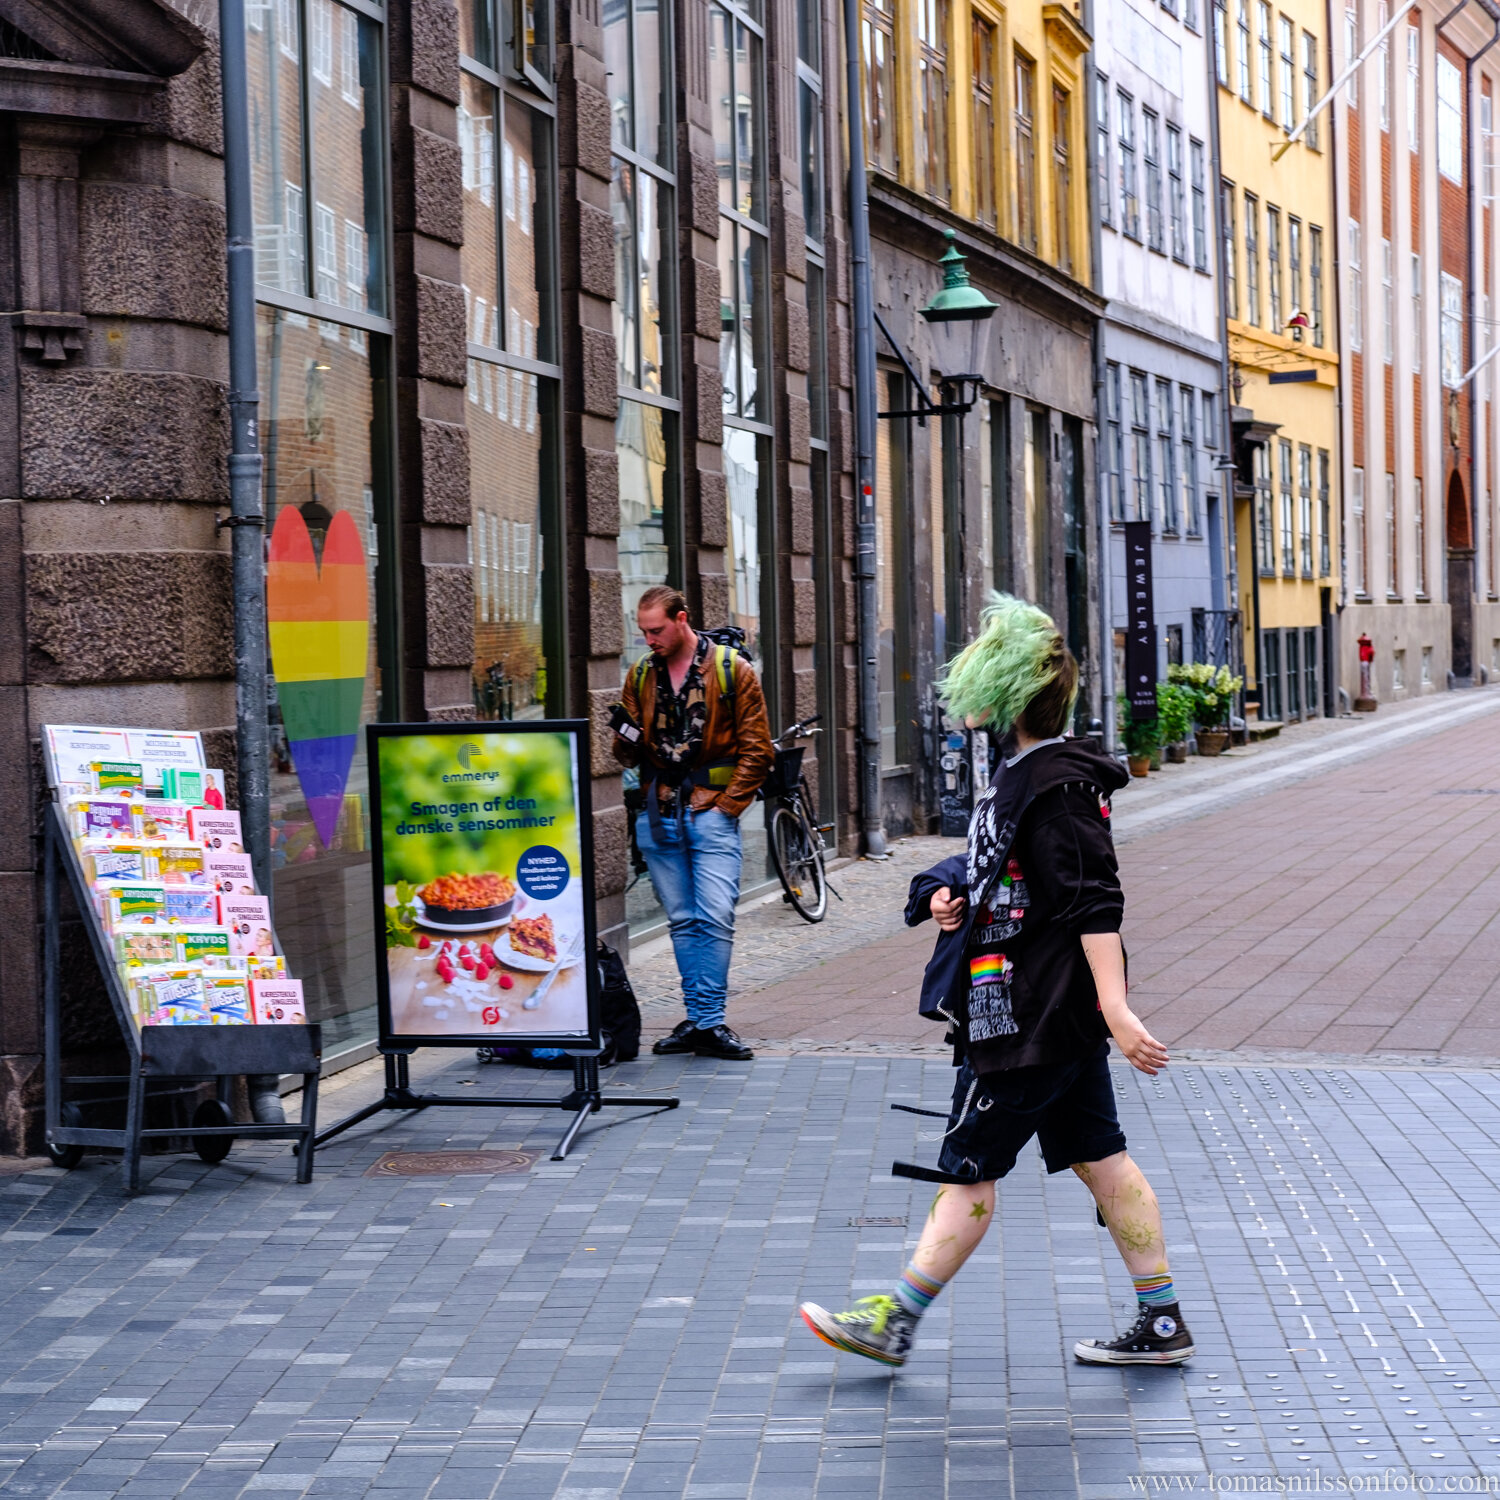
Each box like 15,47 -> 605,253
42,804 -> 322,1193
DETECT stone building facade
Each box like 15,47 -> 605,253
0,0 -> 858,1153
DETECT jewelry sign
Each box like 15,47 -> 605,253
1123,521 -> 1158,721
368,722 -> 600,1050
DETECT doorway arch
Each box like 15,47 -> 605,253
1447,468 -> 1475,684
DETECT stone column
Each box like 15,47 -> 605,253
388,0 -> 474,723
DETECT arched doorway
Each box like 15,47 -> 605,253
1448,469 -> 1475,685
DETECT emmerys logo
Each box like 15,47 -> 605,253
456,742 -> 484,770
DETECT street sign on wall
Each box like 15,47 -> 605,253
1123,521 -> 1158,722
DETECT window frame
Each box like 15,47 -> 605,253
1244,189 -> 1260,326
1118,89 -> 1139,241
1142,106 -> 1164,253
1190,138 -> 1208,270
1014,49 -> 1039,253
1167,122 -> 1187,263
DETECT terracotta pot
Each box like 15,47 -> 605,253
1164,742 -> 1188,764
1127,754 -> 1152,778
1196,727 -> 1230,757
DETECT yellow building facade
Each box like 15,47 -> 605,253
862,0 -> 1093,280
1216,0 -> 1340,720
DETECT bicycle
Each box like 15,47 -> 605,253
765,713 -> 834,923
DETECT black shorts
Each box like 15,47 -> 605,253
935,1041 -> 1127,1183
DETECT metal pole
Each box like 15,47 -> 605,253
842,0 -> 888,857
218,0 -> 271,900
1081,0 -> 1114,752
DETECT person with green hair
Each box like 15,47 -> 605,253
800,595 -> 1194,1370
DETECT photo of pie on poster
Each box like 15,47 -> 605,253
375,729 -> 590,1040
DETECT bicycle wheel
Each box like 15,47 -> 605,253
770,803 -> 827,922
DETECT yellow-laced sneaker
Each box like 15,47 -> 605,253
799,1295 -> 916,1367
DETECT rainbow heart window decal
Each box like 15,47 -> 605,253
267,507 -> 370,849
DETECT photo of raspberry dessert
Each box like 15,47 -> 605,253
508,914 -> 557,964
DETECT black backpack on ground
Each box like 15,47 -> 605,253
476,940 -> 640,1069
596,940 -> 641,1063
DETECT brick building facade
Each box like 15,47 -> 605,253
0,0 -> 858,1154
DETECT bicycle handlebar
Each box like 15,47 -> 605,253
773,712 -> 822,747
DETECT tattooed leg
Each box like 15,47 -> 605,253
1073,1152 -> 1169,1279
909,1179 -> 996,1283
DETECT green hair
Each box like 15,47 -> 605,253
936,593 -> 1076,733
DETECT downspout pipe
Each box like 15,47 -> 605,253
1206,8 -> 1242,686
1081,0 -> 1115,752
842,0 -> 888,857
218,0 -> 271,898
1463,11 -> 1500,683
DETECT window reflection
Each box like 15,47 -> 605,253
250,0 -> 384,315
257,305 -> 383,1052
471,370 -> 550,719
617,400 -> 673,671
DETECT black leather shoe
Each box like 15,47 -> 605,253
652,1020 -> 701,1055
694,1024 -> 754,1060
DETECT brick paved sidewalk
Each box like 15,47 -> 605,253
6,1048 -> 1500,1497
631,688 -> 1500,1062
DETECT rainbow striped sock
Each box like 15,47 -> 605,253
893,1262 -> 946,1319
1133,1273 -> 1175,1307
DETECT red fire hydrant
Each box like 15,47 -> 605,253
1355,632 -> 1377,712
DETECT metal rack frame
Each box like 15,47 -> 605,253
42,804 -> 322,1193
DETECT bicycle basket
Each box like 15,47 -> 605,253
765,745 -> 805,799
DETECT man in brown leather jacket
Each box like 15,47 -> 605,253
612,585 -> 774,1060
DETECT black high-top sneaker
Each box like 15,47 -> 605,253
1074,1302 -> 1195,1365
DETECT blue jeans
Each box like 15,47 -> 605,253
635,804 -> 742,1030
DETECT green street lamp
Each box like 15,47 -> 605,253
920,230 -> 999,408
876,229 -> 1000,420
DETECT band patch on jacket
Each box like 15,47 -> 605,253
967,953 -> 1020,1040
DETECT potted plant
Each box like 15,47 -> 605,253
1117,696 -> 1159,777
1156,682 -> 1192,764
1168,663 -> 1244,756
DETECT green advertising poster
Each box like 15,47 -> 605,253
368,722 -> 597,1046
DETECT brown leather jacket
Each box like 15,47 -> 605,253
612,643 -> 775,818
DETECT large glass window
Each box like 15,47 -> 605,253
1181,385 -> 1199,535
609,0 -> 680,666
1244,190 -> 1259,325
250,0 -> 394,1056
1351,465 -> 1367,595
713,0 -> 773,675
1310,224 -> 1324,345
1094,70 -> 1110,229
461,0 -> 561,719
1258,1 -> 1273,116
1441,271 -> 1464,386
863,0 -> 897,174
1267,204 -> 1282,330
1167,124 -> 1186,263
1119,92 -> 1139,240
1130,371 -> 1151,522
1052,86 -> 1073,274
249,0 -> 386,314
1279,437 -> 1294,574
1157,378 -> 1177,534
1222,180 -> 1238,317
918,0 -> 950,201
1014,54 -> 1038,252
1298,443 -> 1313,576
975,16 -> 1000,229
1238,0 -> 1253,102
1142,108 -> 1162,253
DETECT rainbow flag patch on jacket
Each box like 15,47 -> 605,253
969,953 -> 1011,985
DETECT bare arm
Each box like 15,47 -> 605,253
1080,932 -> 1168,1076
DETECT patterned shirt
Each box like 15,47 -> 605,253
650,632 -> 712,776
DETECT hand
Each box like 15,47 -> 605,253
1108,1010 -> 1169,1076
929,885 -> 967,932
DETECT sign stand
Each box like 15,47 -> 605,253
335,719 -> 679,1162
313,1049 -> 678,1160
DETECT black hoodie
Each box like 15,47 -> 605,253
905,737 -> 1130,1074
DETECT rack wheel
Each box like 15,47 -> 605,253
192,1099 -> 235,1164
46,1103 -> 85,1170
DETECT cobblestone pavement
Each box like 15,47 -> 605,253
7,1050 -> 1500,1497
633,687 -> 1500,1060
